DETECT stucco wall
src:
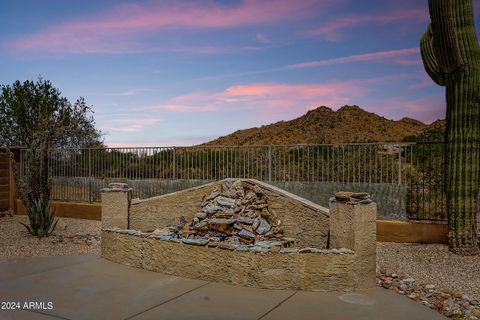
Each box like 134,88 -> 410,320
101,231 -> 356,291
129,181 -> 222,231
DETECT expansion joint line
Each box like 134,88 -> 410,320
257,291 -> 298,320
123,282 -> 210,320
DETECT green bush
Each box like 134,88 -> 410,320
20,199 -> 58,237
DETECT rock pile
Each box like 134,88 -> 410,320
151,180 -> 296,251
377,270 -> 480,319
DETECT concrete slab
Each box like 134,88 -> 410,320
0,309 -> 63,320
0,255 -> 446,320
261,288 -> 446,320
0,254 -> 98,282
0,257 -> 206,320
130,282 -> 295,320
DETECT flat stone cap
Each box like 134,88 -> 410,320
331,191 -> 372,205
101,182 -> 131,193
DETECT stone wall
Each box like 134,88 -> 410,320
101,180 -> 377,291
129,179 -> 330,248
102,231 -> 356,291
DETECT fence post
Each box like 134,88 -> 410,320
268,145 -> 272,182
398,146 -> 402,185
88,149 -> 92,203
172,147 -> 176,180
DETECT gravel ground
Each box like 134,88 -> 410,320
0,215 -> 101,261
377,242 -> 480,301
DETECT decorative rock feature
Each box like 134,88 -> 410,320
332,191 -> 372,204
377,270 -> 480,319
156,180 -> 294,250
101,179 -> 378,291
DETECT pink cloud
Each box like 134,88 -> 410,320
147,81 -> 371,120
13,0 -> 328,54
106,136 -> 216,147
101,117 -> 162,133
99,88 -> 157,97
369,95 -> 444,124
408,76 -> 436,91
286,47 -> 420,69
255,33 -> 271,44
308,8 -> 427,41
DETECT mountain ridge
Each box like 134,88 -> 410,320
203,105 -> 444,146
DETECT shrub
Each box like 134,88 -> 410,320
20,199 -> 58,237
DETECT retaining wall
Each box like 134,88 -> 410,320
101,179 -> 377,291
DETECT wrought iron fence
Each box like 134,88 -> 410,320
18,142 -> 445,220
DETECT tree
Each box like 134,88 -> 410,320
421,0 -> 480,254
0,77 -> 103,208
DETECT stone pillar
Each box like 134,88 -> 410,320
101,183 -> 132,229
329,192 -> 377,290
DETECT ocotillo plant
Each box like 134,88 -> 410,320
421,0 -> 480,254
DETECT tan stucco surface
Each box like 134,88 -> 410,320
330,202 -> 377,289
101,190 -> 131,229
101,231 -> 357,291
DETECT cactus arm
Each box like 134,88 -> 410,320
428,0 -> 464,72
420,25 -> 446,86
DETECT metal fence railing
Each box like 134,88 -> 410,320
18,142 -> 445,220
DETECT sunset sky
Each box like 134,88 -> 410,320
1,0 -> 479,146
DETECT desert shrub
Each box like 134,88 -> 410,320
20,199 -> 58,237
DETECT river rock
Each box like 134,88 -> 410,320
208,218 -> 236,225
238,229 -> 255,240
216,196 -> 236,208
182,238 -> 209,246
203,204 -> 223,214
195,212 -> 207,219
255,218 -> 271,235
204,189 -> 220,201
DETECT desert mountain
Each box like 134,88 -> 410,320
204,105 -> 443,145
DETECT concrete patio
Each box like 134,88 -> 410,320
0,254 -> 445,320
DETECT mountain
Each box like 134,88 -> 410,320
402,119 -> 446,142
203,105 -> 443,146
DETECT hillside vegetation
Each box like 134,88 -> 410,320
204,105 -> 444,146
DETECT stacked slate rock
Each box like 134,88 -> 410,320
152,180 -> 295,251
331,191 -> 372,204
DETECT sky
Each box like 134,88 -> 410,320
0,0 -> 479,147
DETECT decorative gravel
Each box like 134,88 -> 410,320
377,242 -> 480,319
377,242 -> 480,301
0,215 -> 101,261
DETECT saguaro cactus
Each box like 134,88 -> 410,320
421,0 -> 480,254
